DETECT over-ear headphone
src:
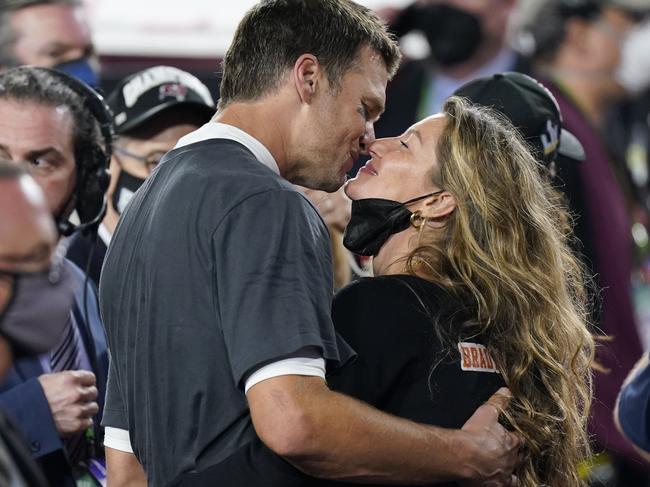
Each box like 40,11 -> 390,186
32,68 -> 114,237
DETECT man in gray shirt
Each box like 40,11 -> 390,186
100,1 -> 520,486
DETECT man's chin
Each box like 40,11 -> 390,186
320,180 -> 344,193
290,165 -> 349,193
300,177 -> 344,194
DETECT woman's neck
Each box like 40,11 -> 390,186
372,228 -> 417,276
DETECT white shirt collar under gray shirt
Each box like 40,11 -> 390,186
173,121 -> 279,175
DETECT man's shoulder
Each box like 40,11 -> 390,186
160,138 -> 294,198
167,138 -> 274,175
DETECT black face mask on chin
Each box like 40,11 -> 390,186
414,4 -> 483,67
343,191 -> 442,257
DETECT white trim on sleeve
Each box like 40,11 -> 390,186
104,426 -> 134,454
244,356 -> 326,394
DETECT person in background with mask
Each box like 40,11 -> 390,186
0,161 -> 66,487
66,66 -> 216,286
528,0 -> 650,484
0,0 -> 99,86
373,0 -> 523,140
0,66 -> 111,487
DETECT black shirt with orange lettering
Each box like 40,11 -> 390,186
328,274 -> 505,434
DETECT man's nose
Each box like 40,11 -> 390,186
359,122 -> 376,155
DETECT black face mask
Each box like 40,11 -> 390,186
343,192 -> 441,257
414,4 -> 483,67
112,169 -> 145,215
0,263 -> 75,358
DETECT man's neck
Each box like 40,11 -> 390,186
214,102 -> 289,173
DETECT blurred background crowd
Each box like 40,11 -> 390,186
4,0 -> 650,485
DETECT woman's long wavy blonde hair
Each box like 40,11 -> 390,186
407,97 -> 594,486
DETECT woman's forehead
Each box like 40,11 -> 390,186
409,114 -> 447,140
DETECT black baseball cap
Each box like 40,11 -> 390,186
108,66 -> 215,135
453,72 -> 585,165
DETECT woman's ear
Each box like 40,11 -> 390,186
420,191 -> 456,221
293,53 -> 320,104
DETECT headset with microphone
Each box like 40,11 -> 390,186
31,68 -> 114,237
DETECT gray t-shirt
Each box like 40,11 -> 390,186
100,139 -> 352,486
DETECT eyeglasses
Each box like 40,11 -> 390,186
114,146 -> 164,173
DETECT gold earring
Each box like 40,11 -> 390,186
410,210 -> 426,229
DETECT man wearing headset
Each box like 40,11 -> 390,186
67,65 -> 216,286
0,66 -> 112,486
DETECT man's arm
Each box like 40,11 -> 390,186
106,448 -> 146,487
102,355 -> 141,486
247,375 -> 519,485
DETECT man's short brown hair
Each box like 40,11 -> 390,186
218,0 -> 401,108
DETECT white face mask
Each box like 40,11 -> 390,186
616,18 -> 650,95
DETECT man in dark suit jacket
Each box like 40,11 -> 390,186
0,261 -> 108,486
0,67 -> 112,486
0,161 -> 78,487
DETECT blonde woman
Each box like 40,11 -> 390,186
331,96 -> 594,486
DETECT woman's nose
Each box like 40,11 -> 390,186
368,137 -> 401,158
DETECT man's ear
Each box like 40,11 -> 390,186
293,53 -> 321,104
421,191 -> 456,220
